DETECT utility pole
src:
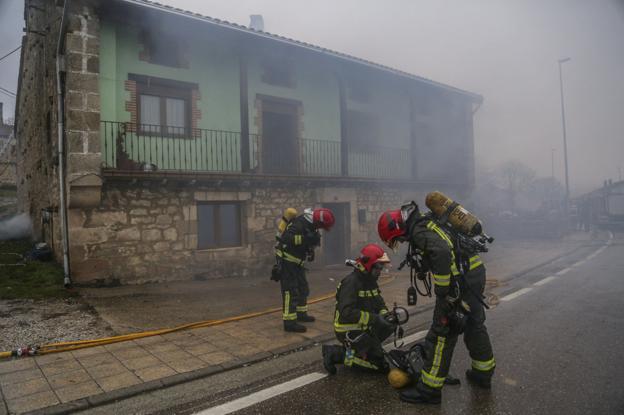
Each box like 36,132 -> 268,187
558,57 -> 571,213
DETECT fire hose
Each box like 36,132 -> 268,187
0,275 -> 396,360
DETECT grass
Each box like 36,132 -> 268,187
0,239 -> 75,300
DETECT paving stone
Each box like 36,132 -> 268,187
181,343 -> 218,356
0,359 -> 36,375
112,347 -> 151,361
6,390 -> 59,414
76,352 -> 115,368
0,368 -> 44,386
70,346 -> 109,358
85,362 -> 129,379
96,371 -> 142,392
197,351 -> 234,366
133,365 -> 177,382
1,377 -> 51,400
47,368 -> 92,389
104,341 -> 138,352
34,353 -> 74,366
229,345 -> 263,358
120,355 -> 162,371
40,359 -> 83,377
166,358 -> 207,374
150,349 -> 193,363
54,380 -> 103,403
146,342 -> 180,353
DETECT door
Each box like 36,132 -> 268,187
322,202 -> 351,265
261,98 -> 299,174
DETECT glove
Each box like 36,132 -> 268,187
372,313 -> 397,341
304,231 -> 321,247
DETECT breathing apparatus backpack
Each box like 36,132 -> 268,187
271,208 -> 298,282
386,342 -> 427,389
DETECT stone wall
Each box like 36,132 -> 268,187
17,0 -> 101,260
67,179 -> 431,285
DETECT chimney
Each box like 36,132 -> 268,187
249,15 -> 264,31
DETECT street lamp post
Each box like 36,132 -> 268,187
558,57 -> 571,214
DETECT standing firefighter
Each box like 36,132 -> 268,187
276,207 -> 335,333
377,196 -> 495,404
322,243 -> 397,374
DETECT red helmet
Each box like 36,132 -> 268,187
312,208 -> 335,230
357,243 -> 391,272
378,209 -> 407,248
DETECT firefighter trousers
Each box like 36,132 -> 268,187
279,261 -> 310,321
417,265 -> 495,394
336,330 -> 388,372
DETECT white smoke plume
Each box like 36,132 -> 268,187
0,213 -> 32,241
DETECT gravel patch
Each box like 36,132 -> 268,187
0,297 -> 115,351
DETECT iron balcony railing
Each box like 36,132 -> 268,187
101,121 -> 412,179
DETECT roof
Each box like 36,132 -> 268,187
114,0 -> 482,102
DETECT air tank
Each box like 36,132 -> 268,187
425,191 -> 483,236
277,207 -> 298,235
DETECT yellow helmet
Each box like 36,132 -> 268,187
387,368 -> 411,389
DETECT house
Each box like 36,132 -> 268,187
0,103 -> 16,187
16,0 -> 482,284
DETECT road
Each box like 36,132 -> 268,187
77,231 -> 624,415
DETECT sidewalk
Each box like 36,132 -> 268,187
0,232 -> 598,414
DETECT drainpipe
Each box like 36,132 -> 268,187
56,0 -> 71,287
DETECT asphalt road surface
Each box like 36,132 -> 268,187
79,231 -> 624,415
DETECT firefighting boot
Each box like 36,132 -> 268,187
297,312 -> 316,323
283,320 -> 307,333
399,386 -> 441,405
465,369 -> 492,389
322,345 -> 345,375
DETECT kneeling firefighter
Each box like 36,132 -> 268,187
275,208 -> 335,333
377,193 -> 495,404
322,243 -> 398,374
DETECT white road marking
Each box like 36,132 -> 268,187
555,267 -> 571,276
500,287 -> 533,302
572,260 -> 586,267
384,329 -> 428,351
534,276 -> 557,286
196,372 -> 327,415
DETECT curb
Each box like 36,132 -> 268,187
21,235 -> 602,415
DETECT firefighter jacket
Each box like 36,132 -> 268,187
333,269 -> 389,334
406,213 -> 483,297
276,215 -> 320,267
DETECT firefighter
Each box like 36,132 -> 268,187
322,243 -> 397,374
277,208 -> 335,333
377,206 -> 495,404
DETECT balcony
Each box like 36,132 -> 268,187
101,121 -> 412,180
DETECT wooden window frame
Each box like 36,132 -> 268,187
131,74 -> 195,138
197,202 -> 243,250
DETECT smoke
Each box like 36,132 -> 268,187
0,213 -> 32,241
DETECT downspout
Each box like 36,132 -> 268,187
56,0 -> 71,287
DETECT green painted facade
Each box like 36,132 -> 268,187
98,15 -> 472,180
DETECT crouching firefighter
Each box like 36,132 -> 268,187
322,244 -> 398,374
377,201 -> 495,404
276,208 -> 335,333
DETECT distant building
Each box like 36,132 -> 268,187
0,103 -> 16,186
16,0 -> 482,284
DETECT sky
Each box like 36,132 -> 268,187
0,0 -> 623,195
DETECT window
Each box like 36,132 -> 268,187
346,110 -> 380,148
197,202 -> 243,249
262,59 -> 295,88
132,75 -> 194,136
140,30 -> 188,68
